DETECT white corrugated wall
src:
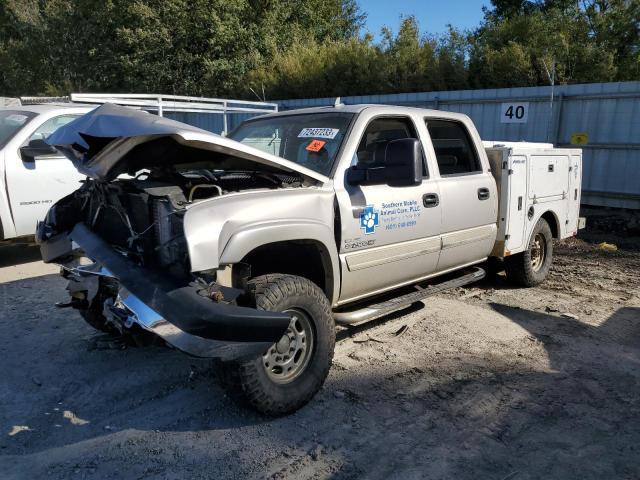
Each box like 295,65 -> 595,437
275,81 -> 640,209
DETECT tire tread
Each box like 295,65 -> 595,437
505,218 -> 553,287
220,274 -> 334,416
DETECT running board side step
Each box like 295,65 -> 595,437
333,267 -> 486,325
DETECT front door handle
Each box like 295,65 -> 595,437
478,188 -> 490,200
423,193 -> 439,208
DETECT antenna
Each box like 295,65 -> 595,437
334,97 -> 343,107
249,87 -> 263,102
542,58 -> 556,143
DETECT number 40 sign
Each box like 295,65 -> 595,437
500,102 -> 529,123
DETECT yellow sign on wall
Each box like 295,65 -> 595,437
570,132 -> 589,145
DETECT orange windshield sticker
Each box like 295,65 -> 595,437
306,139 -> 326,152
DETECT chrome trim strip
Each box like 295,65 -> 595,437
440,224 -> 496,250
117,288 -> 249,358
345,236 -> 441,272
67,262 -> 268,359
64,263 -> 114,277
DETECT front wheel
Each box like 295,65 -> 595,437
223,274 -> 335,416
505,218 -> 553,287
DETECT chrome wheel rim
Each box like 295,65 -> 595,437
262,308 -> 314,384
530,233 -> 546,272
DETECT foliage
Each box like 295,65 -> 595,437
249,17 -> 472,98
468,0 -> 637,88
0,0 -> 364,96
249,0 -> 639,98
0,0 -> 637,99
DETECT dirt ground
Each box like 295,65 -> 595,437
0,237 -> 638,480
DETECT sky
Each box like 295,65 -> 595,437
360,0 -> 492,39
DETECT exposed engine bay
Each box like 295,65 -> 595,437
38,166 -> 300,350
35,103 -> 322,364
58,168 -> 304,278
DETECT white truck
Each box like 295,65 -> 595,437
37,103 -> 583,415
0,104 -> 93,241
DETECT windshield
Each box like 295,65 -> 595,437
0,110 -> 37,149
229,112 -> 354,176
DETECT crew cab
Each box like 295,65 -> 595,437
0,104 -> 94,241
38,103 -> 583,415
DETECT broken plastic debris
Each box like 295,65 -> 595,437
8,426 -> 31,436
63,410 -> 90,426
394,325 -> 409,337
598,242 -> 618,252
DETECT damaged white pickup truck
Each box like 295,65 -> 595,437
38,103 -> 584,414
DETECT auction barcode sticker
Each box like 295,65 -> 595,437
298,128 -> 339,139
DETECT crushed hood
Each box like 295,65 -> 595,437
46,103 -> 328,183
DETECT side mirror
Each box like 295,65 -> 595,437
346,138 -> 423,187
20,138 -> 58,161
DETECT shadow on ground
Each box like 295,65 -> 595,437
0,245 -> 42,268
0,268 -> 638,479
319,303 -> 640,479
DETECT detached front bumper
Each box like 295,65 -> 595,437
51,223 -> 291,361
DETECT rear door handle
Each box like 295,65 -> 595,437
423,193 -> 439,208
478,188 -> 490,200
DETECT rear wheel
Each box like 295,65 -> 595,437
505,218 -> 553,287
221,274 -> 335,416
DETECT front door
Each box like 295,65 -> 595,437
336,116 -> 442,304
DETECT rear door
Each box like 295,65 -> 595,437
335,115 -> 442,304
5,114 -> 84,236
424,118 -> 497,272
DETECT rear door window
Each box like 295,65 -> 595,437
425,119 -> 481,176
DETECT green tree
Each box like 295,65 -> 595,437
0,0 -> 365,97
0,0 -> 637,99
435,26 -> 470,90
247,34 -> 388,98
249,16 -> 473,99
379,17 -> 440,92
0,0 -> 42,95
470,0 -> 638,86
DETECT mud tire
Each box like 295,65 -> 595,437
219,274 -> 335,416
505,218 -> 553,287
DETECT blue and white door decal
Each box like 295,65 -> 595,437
359,205 -> 379,235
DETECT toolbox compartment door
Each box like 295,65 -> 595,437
505,154 -> 528,252
567,154 -> 582,234
528,154 -> 570,201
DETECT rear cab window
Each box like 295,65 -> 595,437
425,119 -> 482,176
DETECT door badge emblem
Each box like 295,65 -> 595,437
359,205 -> 379,235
